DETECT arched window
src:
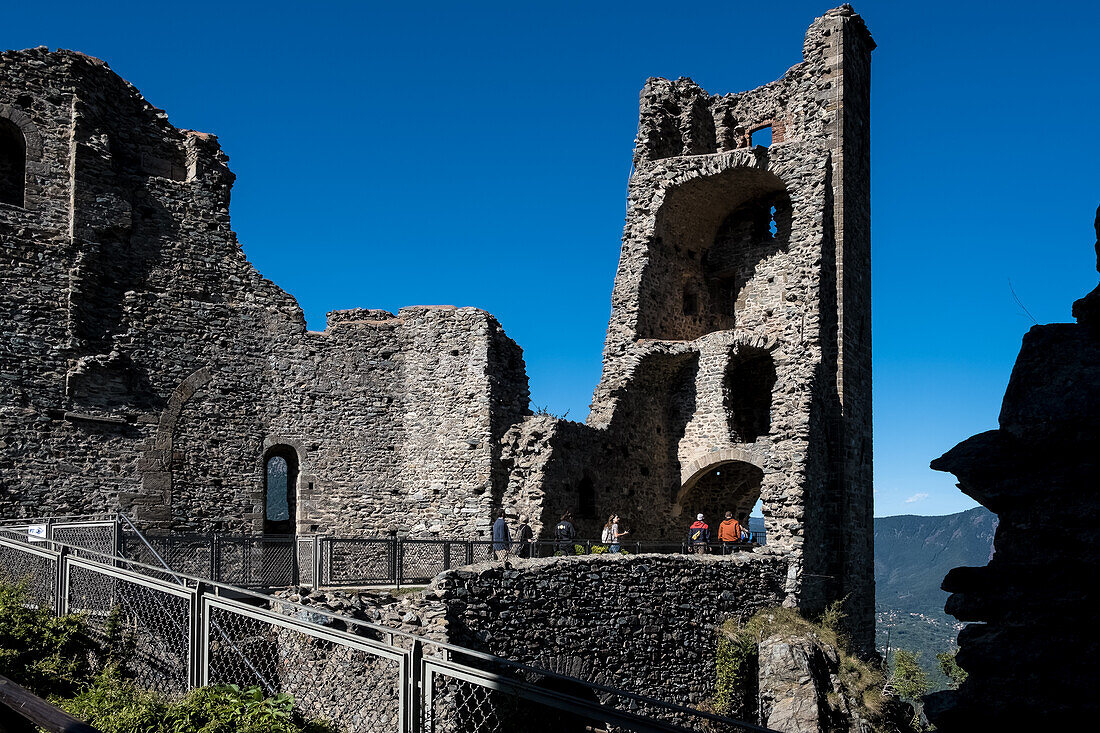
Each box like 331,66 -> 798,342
0,117 -> 26,208
264,447 -> 298,535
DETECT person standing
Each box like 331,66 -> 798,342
609,514 -> 628,554
513,513 -> 534,558
718,511 -> 743,554
554,511 -> 576,555
688,513 -> 710,555
492,509 -> 511,560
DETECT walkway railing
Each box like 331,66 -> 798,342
0,524 -> 773,733
0,514 -> 762,589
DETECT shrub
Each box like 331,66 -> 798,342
63,675 -> 338,733
935,649 -> 967,690
0,581 -> 98,698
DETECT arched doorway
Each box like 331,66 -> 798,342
263,447 -> 298,536
676,458 -> 763,533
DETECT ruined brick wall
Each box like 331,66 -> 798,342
503,6 -> 876,652
0,48 -> 529,537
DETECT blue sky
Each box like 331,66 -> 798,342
6,1 -> 1098,517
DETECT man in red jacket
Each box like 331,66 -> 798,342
688,513 -> 710,555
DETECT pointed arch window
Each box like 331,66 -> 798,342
264,447 -> 298,535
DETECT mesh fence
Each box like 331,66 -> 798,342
52,522 -> 116,557
214,537 -> 295,587
326,539 -> 395,585
297,537 -> 315,586
206,601 -> 404,732
0,540 -> 56,608
65,561 -> 191,696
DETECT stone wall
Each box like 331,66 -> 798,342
924,206 -> 1100,729
0,48 -> 529,538
426,553 -> 788,710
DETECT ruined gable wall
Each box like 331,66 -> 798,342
0,50 -> 531,537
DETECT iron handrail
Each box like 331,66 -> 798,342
0,531 -> 773,731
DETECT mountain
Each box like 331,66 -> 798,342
874,507 -> 998,689
875,507 -> 998,616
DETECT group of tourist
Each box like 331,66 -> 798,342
687,511 -> 752,554
490,508 -> 753,559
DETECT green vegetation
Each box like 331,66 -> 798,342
712,601 -> 891,724
935,649 -> 967,690
0,581 -> 335,733
889,649 -> 929,701
63,677 -> 336,733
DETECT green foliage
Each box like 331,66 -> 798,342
532,405 -> 570,420
588,545 -> 629,555
63,676 -> 338,733
0,581 -> 98,698
712,620 -> 757,717
712,602 -> 892,725
890,649 -> 930,701
0,581 -> 335,733
935,650 -> 967,690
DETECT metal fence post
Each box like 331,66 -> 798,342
407,638 -> 423,733
190,581 -> 209,690
395,539 -> 402,590
210,534 -> 217,581
313,536 -> 323,588
54,545 -> 69,617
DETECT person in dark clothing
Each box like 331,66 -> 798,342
492,509 -> 511,560
554,511 -> 577,555
513,513 -> 534,558
688,513 -> 710,554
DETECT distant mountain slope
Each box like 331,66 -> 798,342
875,507 -> 998,616
874,506 -> 997,690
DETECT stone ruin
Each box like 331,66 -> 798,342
0,7 -> 875,651
925,206 -> 1100,729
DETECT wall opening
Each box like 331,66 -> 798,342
264,447 -> 299,535
0,118 -> 26,208
677,460 -> 764,532
725,347 -> 776,442
750,126 -> 772,148
577,475 -> 596,519
640,168 -> 792,342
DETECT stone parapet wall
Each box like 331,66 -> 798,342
425,553 -> 788,709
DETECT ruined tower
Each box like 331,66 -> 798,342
604,4 -> 875,649
502,5 -> 876,650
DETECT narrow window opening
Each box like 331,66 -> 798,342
750,126 -> 772,148
0,118 -> 27,208
264,448 -> 299,535
725,348 -> 777,442
577,475 -> 596,519
768,205 -> 778,237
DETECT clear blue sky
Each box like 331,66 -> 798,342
6,1 -> 1098,517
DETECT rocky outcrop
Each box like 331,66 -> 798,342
925,206 -> 1100,729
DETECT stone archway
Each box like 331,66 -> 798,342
675,449 -> 764,528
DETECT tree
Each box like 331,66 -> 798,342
890,649 -> 929,701
936,650 -> 968,690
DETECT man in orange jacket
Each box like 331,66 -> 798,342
717,511 -> 743,554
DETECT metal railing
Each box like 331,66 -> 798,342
0,529 -> 773,733
0,515 -> 763,590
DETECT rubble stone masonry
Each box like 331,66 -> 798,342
1,6 -> 876,653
